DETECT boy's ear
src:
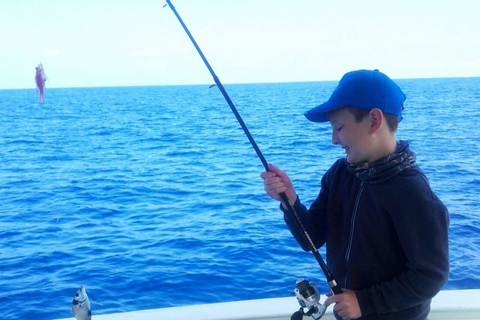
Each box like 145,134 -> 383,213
369,108 -> 383,134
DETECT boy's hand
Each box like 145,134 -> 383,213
325,289 -> 361,320
260,163 -> 297,205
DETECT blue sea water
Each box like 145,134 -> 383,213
0,78 -> 479,320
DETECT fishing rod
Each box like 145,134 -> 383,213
164,0 -> 342,296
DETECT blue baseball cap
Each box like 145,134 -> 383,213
304,69 -> 406,122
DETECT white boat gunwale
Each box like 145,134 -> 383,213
53,289 -> 480,320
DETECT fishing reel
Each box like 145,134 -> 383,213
291,279 -> 327,320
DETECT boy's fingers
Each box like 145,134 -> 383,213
324,294 -> 339,307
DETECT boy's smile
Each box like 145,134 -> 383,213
328,108 -> 373,164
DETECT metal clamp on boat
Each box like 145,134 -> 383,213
292,279 -> 327,320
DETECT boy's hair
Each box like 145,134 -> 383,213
341,106 -> 400,132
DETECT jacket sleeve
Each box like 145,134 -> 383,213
282,161 -> 338,251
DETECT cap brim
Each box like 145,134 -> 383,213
304,100 -> 342,122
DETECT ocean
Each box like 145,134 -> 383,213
1,78 -> 479,320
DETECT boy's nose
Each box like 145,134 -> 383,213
331,130 -> 340,145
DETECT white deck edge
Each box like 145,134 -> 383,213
54,289 -> 480,320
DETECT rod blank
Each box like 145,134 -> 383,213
165,0 -> 341,295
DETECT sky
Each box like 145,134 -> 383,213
1,0 -> 479,90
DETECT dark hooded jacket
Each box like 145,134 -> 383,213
284,141 -> 449,320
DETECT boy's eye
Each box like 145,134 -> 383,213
336,126 -> 344,132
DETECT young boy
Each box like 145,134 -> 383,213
260,69 -> 449,320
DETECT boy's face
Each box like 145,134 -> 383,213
328,108 -> 374,163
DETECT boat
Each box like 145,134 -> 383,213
54,289 -> 480,320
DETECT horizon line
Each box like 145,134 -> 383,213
1,75 -> 478,91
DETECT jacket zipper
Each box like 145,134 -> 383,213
344,181 -> 364,287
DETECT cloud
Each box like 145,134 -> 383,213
128,51 -> 164,57
46,49 -> 60,56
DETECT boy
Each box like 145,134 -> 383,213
260,69 -> 449,320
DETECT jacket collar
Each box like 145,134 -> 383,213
346,140 -> 416,183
